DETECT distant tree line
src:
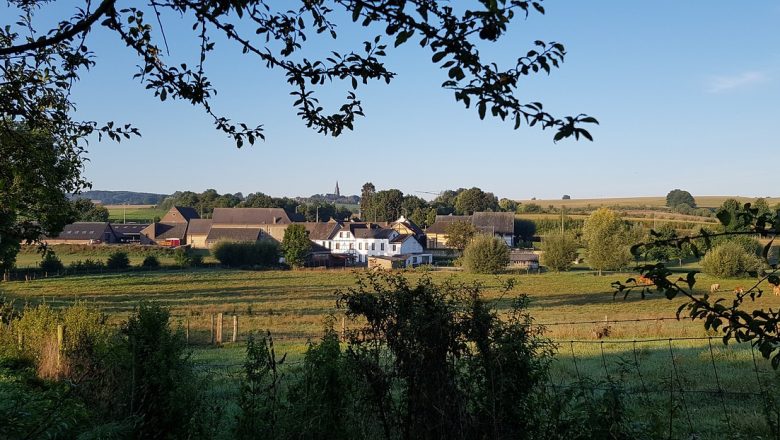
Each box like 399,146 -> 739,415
71,190 -> 167,205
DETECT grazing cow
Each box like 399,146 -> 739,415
733,286 -> 745,295
773,285 -> 780,296
637,275 -> 654,286
710,283 -> 720,293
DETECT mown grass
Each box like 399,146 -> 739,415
105,205 -> 167,222
3,268 -> 780,438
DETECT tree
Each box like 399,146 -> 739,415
499,198 -> 518,212
514,219 -> 537,244
2,1 -> 596,149
444,221 -> 478,250
562,195 -> 571,200
462,234 -> 510,274
582,208 -> 633,275
106,251 -> 130,270
701,241 -> 762,278
455,187 -> 498,214
282,224 -> 311,268
716,198 -> 753,232
359,182 -> 376,220
71,198 -> 110,222
1,127 -> 85,271
666,189 -> 696,209
540,231 -> 578,272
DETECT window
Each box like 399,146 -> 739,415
349,243 -> 354,250
381,243 -> 385,251
358,243 -> 362,250
371,243 -> 375,250
392,245 -> 397,252
336,243 -> 340,250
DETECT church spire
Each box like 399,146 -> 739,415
334,181 -> 340,197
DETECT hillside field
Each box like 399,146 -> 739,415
105,204 -> 167,222
517,195 -> 780,209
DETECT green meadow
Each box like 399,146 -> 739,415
3,268 -> 779,438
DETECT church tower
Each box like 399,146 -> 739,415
334,181 -> 340,197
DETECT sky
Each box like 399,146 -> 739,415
16,1 -> 780,200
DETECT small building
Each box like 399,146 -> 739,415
509,250 -> 540,272
140,206 -> 200,246
368,253 -> 433,270
426,212 -> 515,249
186,219 -> 213,249
43,222 -> 118,245
111,223 -> 149,243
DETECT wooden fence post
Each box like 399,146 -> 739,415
232,315 -> 238,343
185,317 -> 190,344
57,325 -> 65,370
341,316 -> 346,342
210,314 -> 215,345
216,313 -> 223,345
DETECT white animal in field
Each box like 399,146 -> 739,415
773,285 -> 780,296
710,283 -> 720,293
733,286 -> 745,295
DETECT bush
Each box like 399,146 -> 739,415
140,255 -> 160,269
69,259 -> 105,272
39,252 -> 64,273
541,231 -> 579,272
105,251 -> 130,270
701,242 -> 763,278
212,241 -> 279,268
462,234 -> 510,274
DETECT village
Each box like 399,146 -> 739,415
43,204 -> 540,271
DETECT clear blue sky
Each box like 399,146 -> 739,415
31,1 -> 780,200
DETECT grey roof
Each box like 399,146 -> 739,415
472,212 -> 514,235
509,251 -> 539,262
110,223 -> 149,238
206,227 -> 263,242
174,206 -> 200,221
341,222 -> 396,239
49,222 -> 115,241
212,208 -> 291,225
142,222 -> 188,240
161,206 -> 200,223
390,234 -> 412,244
425,215 -> 472,234
301,222 -> 340,241
426,212 -> 514,235
187,219 -> 213,235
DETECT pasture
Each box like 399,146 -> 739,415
105,204 -> 167,222
3,268 -> 779,438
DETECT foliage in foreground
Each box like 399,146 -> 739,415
234,272 -> 652,439
0,301 -> 208,439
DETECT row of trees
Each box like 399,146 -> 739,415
157,189 -> 353,222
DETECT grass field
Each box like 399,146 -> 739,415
105,204 -> 166,222
517,195 -> 780,209
3,268 -> 779,438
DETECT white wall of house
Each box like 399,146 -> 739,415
315,229 -> 435,264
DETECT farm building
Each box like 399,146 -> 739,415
186,219 -> 213,249
509,250 -> 540,271
426,212 -> 515,249
140,206 -> 199,246
368,254 -> 433,270
111,223 -> 149,243
210,208 -> 292,243
43,222 -> 118,245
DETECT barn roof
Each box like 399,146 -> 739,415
206,227 -> 263,242
142,222 -> 188,240
301,222 -> 340,240
472,212 -> 514,235
425,215 -> 472,234
187,219 -> 213,235
509,250 -> 539,262
48,222 -> 115,241
212,208 -> 291,225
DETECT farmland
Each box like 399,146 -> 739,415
105,204 -> 167,222
3,267 -> 779,437
517,195 -> 780,209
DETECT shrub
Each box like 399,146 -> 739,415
702,241 -> 763,278
190,253 -> 204,267
173,247 -> 192,267
69,259 -> 105,272
212,241 -> 279,268
541,231 -> 579,271
462,234 -> 510,274
140,255 -> 160,269
105,251 -> 130,270
39,252 -> 64,273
